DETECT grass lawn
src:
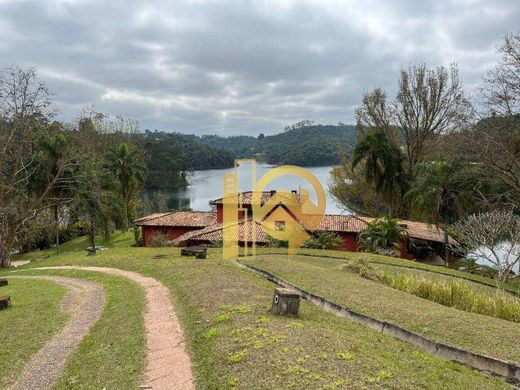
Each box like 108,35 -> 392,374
1,234 -> 507,389
243,253 -> 520,366
0,278 -> 69,388
1,233 -> 512,388
255,248 -> 520,294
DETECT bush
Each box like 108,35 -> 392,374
341,257 -> 384,282
148,232 -> 172,247
266,237 -> 289,248
343,258 -> 520,322
357,216 -> 403,257
303,231 -> 342,250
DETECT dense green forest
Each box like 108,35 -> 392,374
138,130 -> 235,188
139,124 -> 357,188
191,124 -> 357,166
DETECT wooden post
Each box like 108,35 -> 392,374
0,279 -> 7,287
0,296 -> 11,310
271,287 -> 300,316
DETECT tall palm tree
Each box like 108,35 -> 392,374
352,131 -> 407,215
106,143 -> 146,230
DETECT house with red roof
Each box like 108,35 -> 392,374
135,191 -> 458,261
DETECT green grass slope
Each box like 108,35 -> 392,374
244,253 -> 520,365
1,234 -> 512,389
0,278 -> 69,388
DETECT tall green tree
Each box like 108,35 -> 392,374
0,67 -> 76,267
351,131 -> 407,215
71,117 -> 120,254
106,143 -> 146,230
31,129 -> 79,254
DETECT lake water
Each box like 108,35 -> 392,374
145,164 -> 349,214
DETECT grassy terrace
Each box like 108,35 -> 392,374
0,279 -> 69,388
243,253 -> 520,365
255,248 -> 520,295
0,234 -> 511,388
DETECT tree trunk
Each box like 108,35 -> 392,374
123,200 -> 129,232
443,228 -> 449,267
54,205 -> 60,255
89,224 -> 96,255
0,235 -> 11,268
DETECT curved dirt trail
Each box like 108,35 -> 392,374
7,275 -> 105,390
34,266 -> 195,390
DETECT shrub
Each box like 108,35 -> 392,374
148,232 -> 172,247
341,257 -> 383,282
357,216 -> 404,256
267,236 -> 289,248
133,226 -> 144,247
343,258 -> 520,322
303,231 -> 342,249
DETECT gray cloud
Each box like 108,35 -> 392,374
0,0 -> 518,135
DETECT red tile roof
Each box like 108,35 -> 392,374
316,215 -> 371,232
134,211 -> 216,227
136,190 -> 456,245
315,214 -> 456,244
171,214 -> 455,245
391,219 -> 458,245
173,219 -> 270,244
209,191 -> 299,205
133,212 -> 170,224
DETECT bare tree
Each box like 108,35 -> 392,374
482,32 -> 520,115
453,210 -> 520,282
0,67 -> 74,267
355,87 -> 397,142
357,64 -> 471,176
458,33 -> 520,209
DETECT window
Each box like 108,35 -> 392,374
275,221 -> 286,231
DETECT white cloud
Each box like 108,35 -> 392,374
0,0 -> 518,134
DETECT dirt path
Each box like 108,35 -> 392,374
6,275 -> 105,390
34,266 -> 195,390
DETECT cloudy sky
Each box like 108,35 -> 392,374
0,0 -> 518,135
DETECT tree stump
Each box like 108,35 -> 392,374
0,296 -> 11,310
0,279 -> 7,287
87,248 -> 96,256
271,287 -> 300,316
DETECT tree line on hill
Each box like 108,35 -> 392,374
137,122 -> 357,188
194,123 -> 356,166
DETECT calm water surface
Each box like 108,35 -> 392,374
148,165 -> 348,214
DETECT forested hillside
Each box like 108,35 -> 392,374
138,130 -> 235,188
194,124 -> 357,166
139,124 -> 357,189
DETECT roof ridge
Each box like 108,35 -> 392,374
134,211 -> 177,223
